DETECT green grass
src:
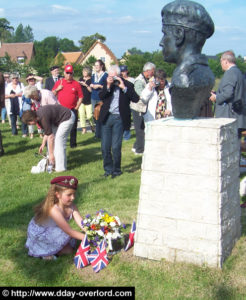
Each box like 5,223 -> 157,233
1,122 -> 246,299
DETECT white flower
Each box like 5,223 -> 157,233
110,221 -> 116,227
84,218 -> 88,224
97,230 -> 105,237
112,232 -> 120,239
106,235 -> 113,250
115,216 -> 121,226
100,221 -> 107,227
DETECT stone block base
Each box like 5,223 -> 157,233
134,118 -> 241,268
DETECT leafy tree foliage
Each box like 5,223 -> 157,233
0,53 -> 33,76
123,50 -> 176,78
59,38 -> 80,52
127,47 -> 145,55
81,55 -> 97,69
79,33 -> 106,53
9,24 -> 34,42
0,18 -> 14,42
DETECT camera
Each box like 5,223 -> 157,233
113,76 -> 120,86
154,79 -> 160,86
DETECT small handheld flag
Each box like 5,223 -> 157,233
88,240 -> 109,273
74,234 -> 90,269
124,221 -> 136,251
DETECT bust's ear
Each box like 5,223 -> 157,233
174,27 -> 185,46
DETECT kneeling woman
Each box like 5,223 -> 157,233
22,105 -> 75,172
26,176 -> 85,259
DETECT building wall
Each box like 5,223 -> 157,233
83,44 -> 116,71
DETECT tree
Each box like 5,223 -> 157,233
79,33 -> 106,53
82,55 -> 97,69
30,38 -> 60,76
127,47 -> 145,55
0,18 -> 14,42
123,50 -> 176,78
59,38 -> 80,52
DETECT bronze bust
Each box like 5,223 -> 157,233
160,0 -> 215,119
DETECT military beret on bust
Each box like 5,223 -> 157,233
161,0 -> 214,39
50,176 -> 78,189
50,65 -> 59,71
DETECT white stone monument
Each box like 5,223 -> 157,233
134,117 -> 241,268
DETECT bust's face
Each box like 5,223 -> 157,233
160,25 -> 178,64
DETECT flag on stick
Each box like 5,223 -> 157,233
74,234 -> 90,268
124,221 -> 136,251
88,240 -> 109,273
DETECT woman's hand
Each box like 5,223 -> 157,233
164,110 -> 172,117
49,153 -> 55,166
39,143 -> 45,154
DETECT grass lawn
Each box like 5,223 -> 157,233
0,121 -> 246,299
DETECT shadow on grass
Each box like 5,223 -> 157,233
3,140 -> 40,156
212,283 -> 238,300
68,146 -> 102,170
123,156 -> 142,173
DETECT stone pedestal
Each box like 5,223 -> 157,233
134,118 -> 241,268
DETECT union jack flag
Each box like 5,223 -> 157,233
74,234 -> 90,269
124,220 -> 136,251
88,240 -> 109,273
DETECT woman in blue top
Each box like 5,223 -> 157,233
90,60 -> 108,138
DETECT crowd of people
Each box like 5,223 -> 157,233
1,50 -> 246,173
0,59 -> 176,173
1,51 -> 246,260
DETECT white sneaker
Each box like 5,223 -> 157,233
131,148 -> 136,153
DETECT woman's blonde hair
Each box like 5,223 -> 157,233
34,184 -> 68,224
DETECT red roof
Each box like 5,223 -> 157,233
0,42 -> 34,63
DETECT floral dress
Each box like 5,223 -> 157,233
25,206 -> 75,258
155,89 -> 167,119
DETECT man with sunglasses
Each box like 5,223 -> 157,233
52,65 -> 83,148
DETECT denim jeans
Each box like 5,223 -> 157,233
21,122 -> 28,135
101,114 -> 124,175
10,114 -> 18,135
1,107 -> 6,121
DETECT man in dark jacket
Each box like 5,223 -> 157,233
210,51 -> 246,136
45,66 -> 61,91
0,72 -> 5,156
99,65 -> 139,178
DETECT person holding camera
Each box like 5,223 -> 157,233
140,69 -> 172,123
98,65 -> 139,178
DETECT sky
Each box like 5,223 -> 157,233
1,0 -> 246,58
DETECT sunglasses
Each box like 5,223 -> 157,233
66,72 -> 73,75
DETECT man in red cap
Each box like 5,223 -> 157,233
53,65 -> 83,148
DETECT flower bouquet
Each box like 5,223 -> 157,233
82,209 -> 126,254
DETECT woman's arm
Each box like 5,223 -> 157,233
49,206 -> 85,240
72,205 -> 83,229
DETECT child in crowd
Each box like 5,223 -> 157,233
26,176 -> 85,260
